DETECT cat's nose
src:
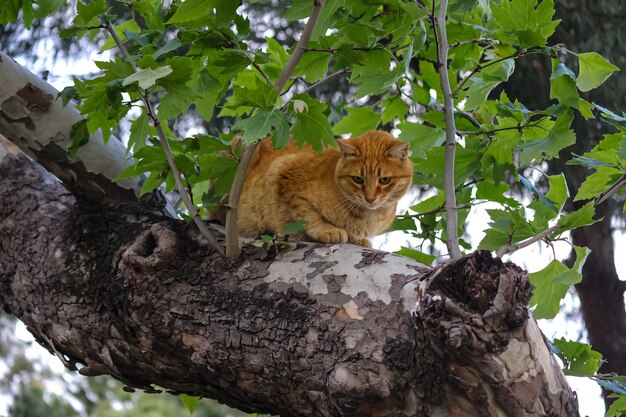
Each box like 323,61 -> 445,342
365,196 -> 376,203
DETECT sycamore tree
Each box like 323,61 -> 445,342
1,0 -> 626,415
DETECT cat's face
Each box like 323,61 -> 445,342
335,131 -> 413,210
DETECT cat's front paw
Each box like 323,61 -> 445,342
352,238 -> 372,248
311,228 -> 349,244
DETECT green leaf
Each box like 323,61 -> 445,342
395,247 -> 436,265
381,96 -> 409,124
605,394 -> 626,417
576,52 -> 619,92
490,0 -> 559,47
283,220 -> 308,235
168,0 -> 216,23
351,66 -> 404,98
518,110 -> 575,166
386,214 -> 417,232
478,209 -> 538,251
475,180 -> 519,207
550,61 -> 579,108
128,110 -> 150,153
333,107 -> 380,136
529,245 -> 589,319
22,0 -> 34,29
233,110 -> 290,146
284,0 -> 312,21
76,0 -> 107,23
179,394 -> 201,415
140,172 -> 164,196
574,166 -> 624,202
410,193 -> 445,214
519,174 -> 558,213
291,95 -> 334,153
463,59 -> 515,109
123,66 -> 173,90
294,51 -> 331,83
229,82 -> 278,111
68,119 -> 90,158
551,338 -> 603,377
558,201 -> 598,230
397,121 -> 445,159
413,145 -> 480,189
100,19 -> 141,51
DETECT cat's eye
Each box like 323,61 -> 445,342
352,176 -> 365,185
379,177 -> 391,185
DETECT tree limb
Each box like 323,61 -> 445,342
0,51 -> 140,204
0,145 -> 580,417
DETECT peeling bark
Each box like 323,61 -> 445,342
0,147 -> 579,416
0,51 -> 140,204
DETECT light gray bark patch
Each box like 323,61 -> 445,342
322,274 -> 346,293
1,96 -> 36,129
306,261 -> 338,280
355,250 -> 387,269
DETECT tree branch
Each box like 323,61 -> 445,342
595,172 -> 626,206
496,224 -> 561,258
105,22 -> 225,257
224,0 -> 326,259
434,0 -> 462,259
0,152 -> 580,416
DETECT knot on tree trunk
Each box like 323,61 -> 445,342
416,250 -> 532,357
119,223 -> 180,275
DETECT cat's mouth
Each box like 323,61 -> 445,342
360,199 -> 386,210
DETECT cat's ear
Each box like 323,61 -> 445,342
385,141 -> 409,161
337,140 -> 360,157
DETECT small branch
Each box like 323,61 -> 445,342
251,60 -> 272,85
434,0 -> 462,259
496,224 -> 560,258
223,0 -> 326,259
457,122 -> 547,137
280,69 -> 349,111
302,69 -> 347,95
224,144 -> 256,258
106,22 -> 225,257
452,49 -> 542,97
595,172 -> 626,206
495,170 -> 626,259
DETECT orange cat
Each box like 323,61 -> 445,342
238,130 -> 413,247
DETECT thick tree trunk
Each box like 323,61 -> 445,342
0,141 -> 579,416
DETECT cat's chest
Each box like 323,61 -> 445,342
324,204 -> 392,235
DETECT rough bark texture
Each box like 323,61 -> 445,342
503,0 -> 626,407
0,146 -> 579,416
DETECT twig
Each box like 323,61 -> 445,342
457,122 -> 547,136
434,0 -> 462,259
251,60 -> 272,85
223,0 -> 326,259
496,224 -> 560,258
452,49 -> 542,97
595,172 -> 626,206
106,22 -> 225,257
280,69 -> 348,111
